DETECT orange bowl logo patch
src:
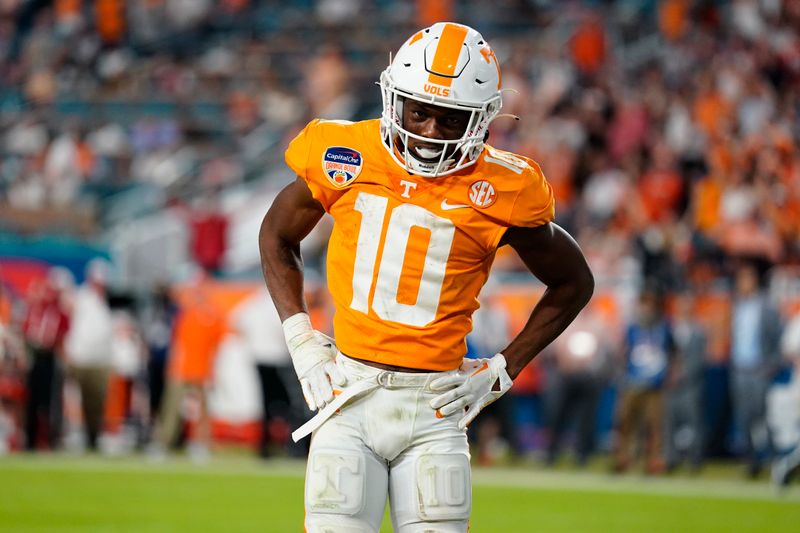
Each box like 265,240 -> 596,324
322,147 -> 363,188
469,180 -> 496,208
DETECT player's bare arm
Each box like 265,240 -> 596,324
259,177 -> 324,321
499,222 -> 595,379
429,222 -> 592,430
259,178 -> 344,412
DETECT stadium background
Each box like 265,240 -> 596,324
0,0 -> 799,531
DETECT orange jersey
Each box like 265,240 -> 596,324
285,119 -> 554,371
168,295 -> 224,383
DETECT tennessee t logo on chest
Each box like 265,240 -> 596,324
399,180 -> 417,198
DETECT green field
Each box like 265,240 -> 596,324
1,455 -> 798,532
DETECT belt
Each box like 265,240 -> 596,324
291,377 -> 379,442
291,354 -> 442,442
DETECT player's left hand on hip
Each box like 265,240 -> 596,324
429,353 -> 513,430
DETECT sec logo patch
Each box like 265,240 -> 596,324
322,147 -> 363,188
469,180 -> 496,208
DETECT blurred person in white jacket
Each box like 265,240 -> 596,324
64,259 -> 114,451
233,287 -> 303,457
110,310 -> 145,434
545,306 -> 610,467
771,309 -> 800,488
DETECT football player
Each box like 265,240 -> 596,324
260,22 -> 594,532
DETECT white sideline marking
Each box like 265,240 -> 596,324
472,467 -> 800,503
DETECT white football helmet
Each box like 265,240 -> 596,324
379,22 -> 503,178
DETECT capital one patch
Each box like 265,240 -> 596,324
322,147 -> 363,188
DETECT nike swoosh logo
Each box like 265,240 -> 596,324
441,199 -> 470,210
470,361 -> 489,376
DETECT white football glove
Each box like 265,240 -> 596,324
282,313 -> 346,411
429,354 -> 513,430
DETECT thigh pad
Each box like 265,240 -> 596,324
413,453 -> 471,522
306,450 -> 366,516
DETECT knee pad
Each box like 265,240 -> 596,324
414,453 -> 471,522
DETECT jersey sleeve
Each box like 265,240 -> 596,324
284,119 -> 345,212
284,120 -> 315,179
507,160 -> 555,228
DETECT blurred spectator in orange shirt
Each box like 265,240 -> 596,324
774,156 -> 800,253
152,274 -> 224,461
75,134 -> 96,181
416,0 -> 453,28
658,0 -> 689,42
539,145 -> 577,214
168,297 -> 223,384
0,285 -> 11,326
95,0 -> 125,45
637,141 -> 684,225
570,15 -> 606,76
692,145 -> 730,237
693,76 -> 733,140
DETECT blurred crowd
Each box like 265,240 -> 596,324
1,259 -> 800,487
0,0 -> 799,483
0,261 -> 311,460
0,259 -> 144,454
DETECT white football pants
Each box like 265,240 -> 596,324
304,353 -> 471,533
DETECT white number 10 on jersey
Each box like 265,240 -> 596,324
350,192 -> 455,327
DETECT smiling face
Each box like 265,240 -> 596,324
400,99 -> 472,162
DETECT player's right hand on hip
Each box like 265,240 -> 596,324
282,313 -> 346,411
